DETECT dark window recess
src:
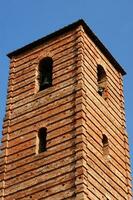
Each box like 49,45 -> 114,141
102,134 -> 109,157
39,57 -> 53,91
38,128 -> 47,153
97,65 -> 107,99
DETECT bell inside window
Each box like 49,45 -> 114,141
39,57 -> 53,91
97,65 -> 107,99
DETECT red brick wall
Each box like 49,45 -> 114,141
0,24 -> 132,199
79,26 -> 132,199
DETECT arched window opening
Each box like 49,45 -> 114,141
102,134 -> 109,157
37,127 -> 47,153
97,65 -> 107,99
39,57 -> 53,91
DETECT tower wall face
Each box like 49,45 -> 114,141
0,22 -> 132,200
79,29 -> 132,199
1,27 -> 84,200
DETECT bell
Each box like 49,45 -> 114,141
98,86 -> 104,96
40,73 -> 51,90
42,77 -> 50,86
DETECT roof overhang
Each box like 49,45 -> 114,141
7,19 -> 126,75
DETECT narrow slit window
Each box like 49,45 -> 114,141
37,128 -> 47,153
39,57 -> 53,91
97,65 -> 107,99
102,134 -> 109,157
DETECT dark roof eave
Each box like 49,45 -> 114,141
7,19 -> 126,75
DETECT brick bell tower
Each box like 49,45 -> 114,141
0,20 -> 132,199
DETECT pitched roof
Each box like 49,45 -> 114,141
7,19 -> 126,75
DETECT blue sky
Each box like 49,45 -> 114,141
0,0 -> 133,181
